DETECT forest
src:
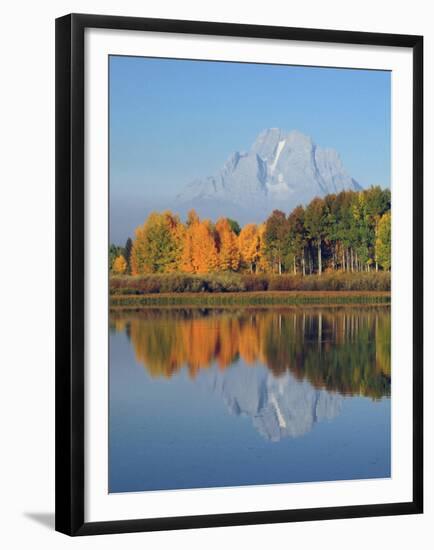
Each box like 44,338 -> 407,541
110,187 -> 391,285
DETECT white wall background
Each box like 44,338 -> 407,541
0,0 -> 431,548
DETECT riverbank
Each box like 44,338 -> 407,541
110,290 -> 391,308
110,271 -> 390,294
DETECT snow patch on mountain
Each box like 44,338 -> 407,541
269,139 -> 286,174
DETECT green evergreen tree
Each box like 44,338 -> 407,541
124,237 -> 133,274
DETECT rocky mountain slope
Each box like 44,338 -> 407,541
176,128 -> 361,223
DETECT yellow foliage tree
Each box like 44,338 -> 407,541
376,211 -> 391,271
130,211 -> 184,275
256,223 -> 270,273
112,254 -> 127,275
216,218 -> 240,271
239,223 -> 260,272
164,211 -> 185,272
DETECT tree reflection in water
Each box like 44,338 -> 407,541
111,306 -> 390,400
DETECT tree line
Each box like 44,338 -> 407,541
110,186 -> 391,277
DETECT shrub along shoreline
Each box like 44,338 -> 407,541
111,291 -> 390,308
110,272 -> 390,306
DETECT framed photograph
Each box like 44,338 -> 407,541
55,13 -> 423,536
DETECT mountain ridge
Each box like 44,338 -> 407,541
176,128 -> 362,223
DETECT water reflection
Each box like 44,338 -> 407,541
197,365 -> 343,441
111,306 -> 391,400
109,307 -> 391,488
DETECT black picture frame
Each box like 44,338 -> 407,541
55,13 -> 423,536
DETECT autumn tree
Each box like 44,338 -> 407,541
180,229 -> 194,272
364,186 -> 391,271
109,244 -> 124,271
180,210 -> 199,272
256,223 -> 270,273
112,254 -> 127,275
186,209 -> 200,227
130,211 -> 183,275
181,210 -> 218,274
216,217 -> 240,271
239,223 -> 260,272
376,211 -> 391,271
165,211 -> 186,271
192,219 -> 219,273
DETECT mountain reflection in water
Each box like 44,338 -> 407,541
110,307 -> 390,442
197,366 -> 343,442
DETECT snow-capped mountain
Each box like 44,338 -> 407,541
176,128 -> 361,223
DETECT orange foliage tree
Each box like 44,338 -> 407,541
181,210 -> 218,274
215,218 -> 240,271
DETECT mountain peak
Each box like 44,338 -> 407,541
177,128 -> 361,224
286,129 -> 313,147
251,127 -> 287,160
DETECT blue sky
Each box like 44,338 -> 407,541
109,55 -> 390,242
